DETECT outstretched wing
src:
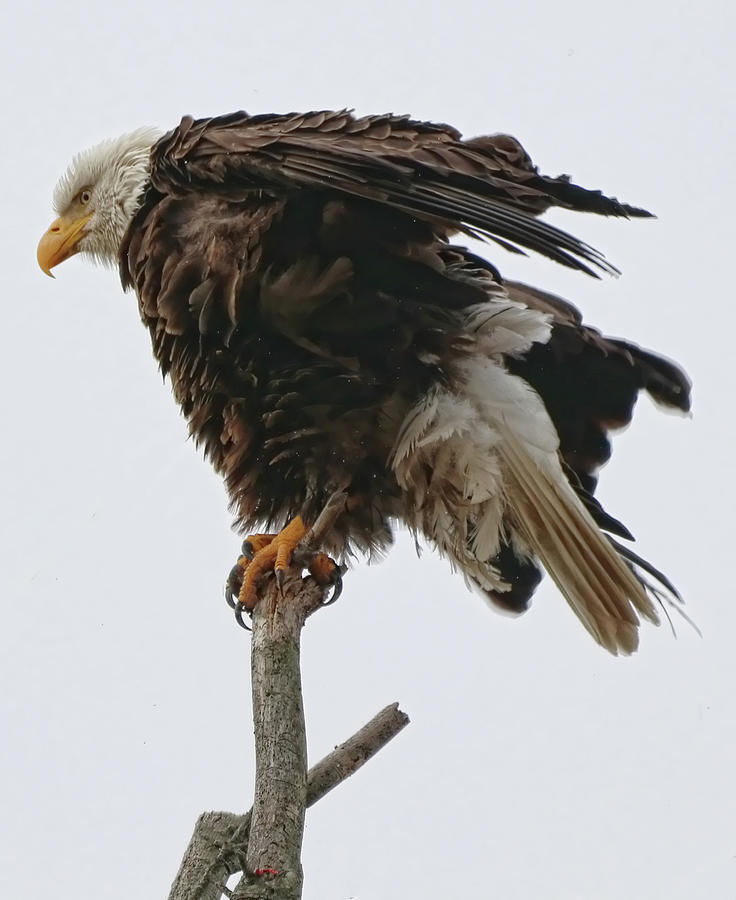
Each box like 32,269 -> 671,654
148,110 -> 652,277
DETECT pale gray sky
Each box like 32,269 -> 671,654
3,2 -> 734,898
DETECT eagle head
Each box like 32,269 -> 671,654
37,128 -> 161,276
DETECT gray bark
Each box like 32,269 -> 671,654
169,703 -> 409,900
167,811 -> 250,900
166,700 -> 409,900
237,573 -> 321,900
301,703 -> 410,805
166,524 -> 409,900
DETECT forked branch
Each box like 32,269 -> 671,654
167,554 -> 409,900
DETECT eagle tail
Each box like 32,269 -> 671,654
497,424 -> 660,655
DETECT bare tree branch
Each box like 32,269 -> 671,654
167,812 -> 250,900
302,702 -> 410,806
233,573 -> 320,900
166,695 -> 409,900
167,510 -> 410,900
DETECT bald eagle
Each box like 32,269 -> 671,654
38,110 -> 690,654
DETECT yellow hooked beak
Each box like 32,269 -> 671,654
37,213 -> 92,277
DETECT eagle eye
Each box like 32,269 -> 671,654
79,189 -> 92,206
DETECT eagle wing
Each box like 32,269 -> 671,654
148,110 -> 651,277
486,278 -> 690,612
504,279 -> 691,496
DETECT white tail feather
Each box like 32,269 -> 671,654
498,425 -> 659,655
392,297 -> 661,655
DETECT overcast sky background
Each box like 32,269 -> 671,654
2,2 -> 734,898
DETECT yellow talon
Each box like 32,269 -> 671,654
308,552 -> 340,585
237,516 -> 307,610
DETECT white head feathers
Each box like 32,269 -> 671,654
52,127 -> 161,266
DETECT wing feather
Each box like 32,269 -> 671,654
149,110 -> 652,277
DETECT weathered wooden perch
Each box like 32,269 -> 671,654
167,531 -> 410,900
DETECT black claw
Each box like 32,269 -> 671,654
225,563 -> 251,630
234,602 -> 252,631
323,564 -> 347,606
225,565 -> 243,609
241,540 -> 255,561
275,568 -> 286,597
325,579 -> 342,605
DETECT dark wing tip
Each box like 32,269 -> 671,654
549,180 -> 655,220
622,204 -> 655,218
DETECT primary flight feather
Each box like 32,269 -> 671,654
38,109 -> 691,654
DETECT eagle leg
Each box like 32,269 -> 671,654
224,533 -> 279,621
233,516 -> 308,611
292,548 -> 347,605
223,517 -> 345,627
241,533 -> 278,560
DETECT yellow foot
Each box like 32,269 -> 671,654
307,552 -> 340,586
238,516 -> 306,611
224,517 -> 345,628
